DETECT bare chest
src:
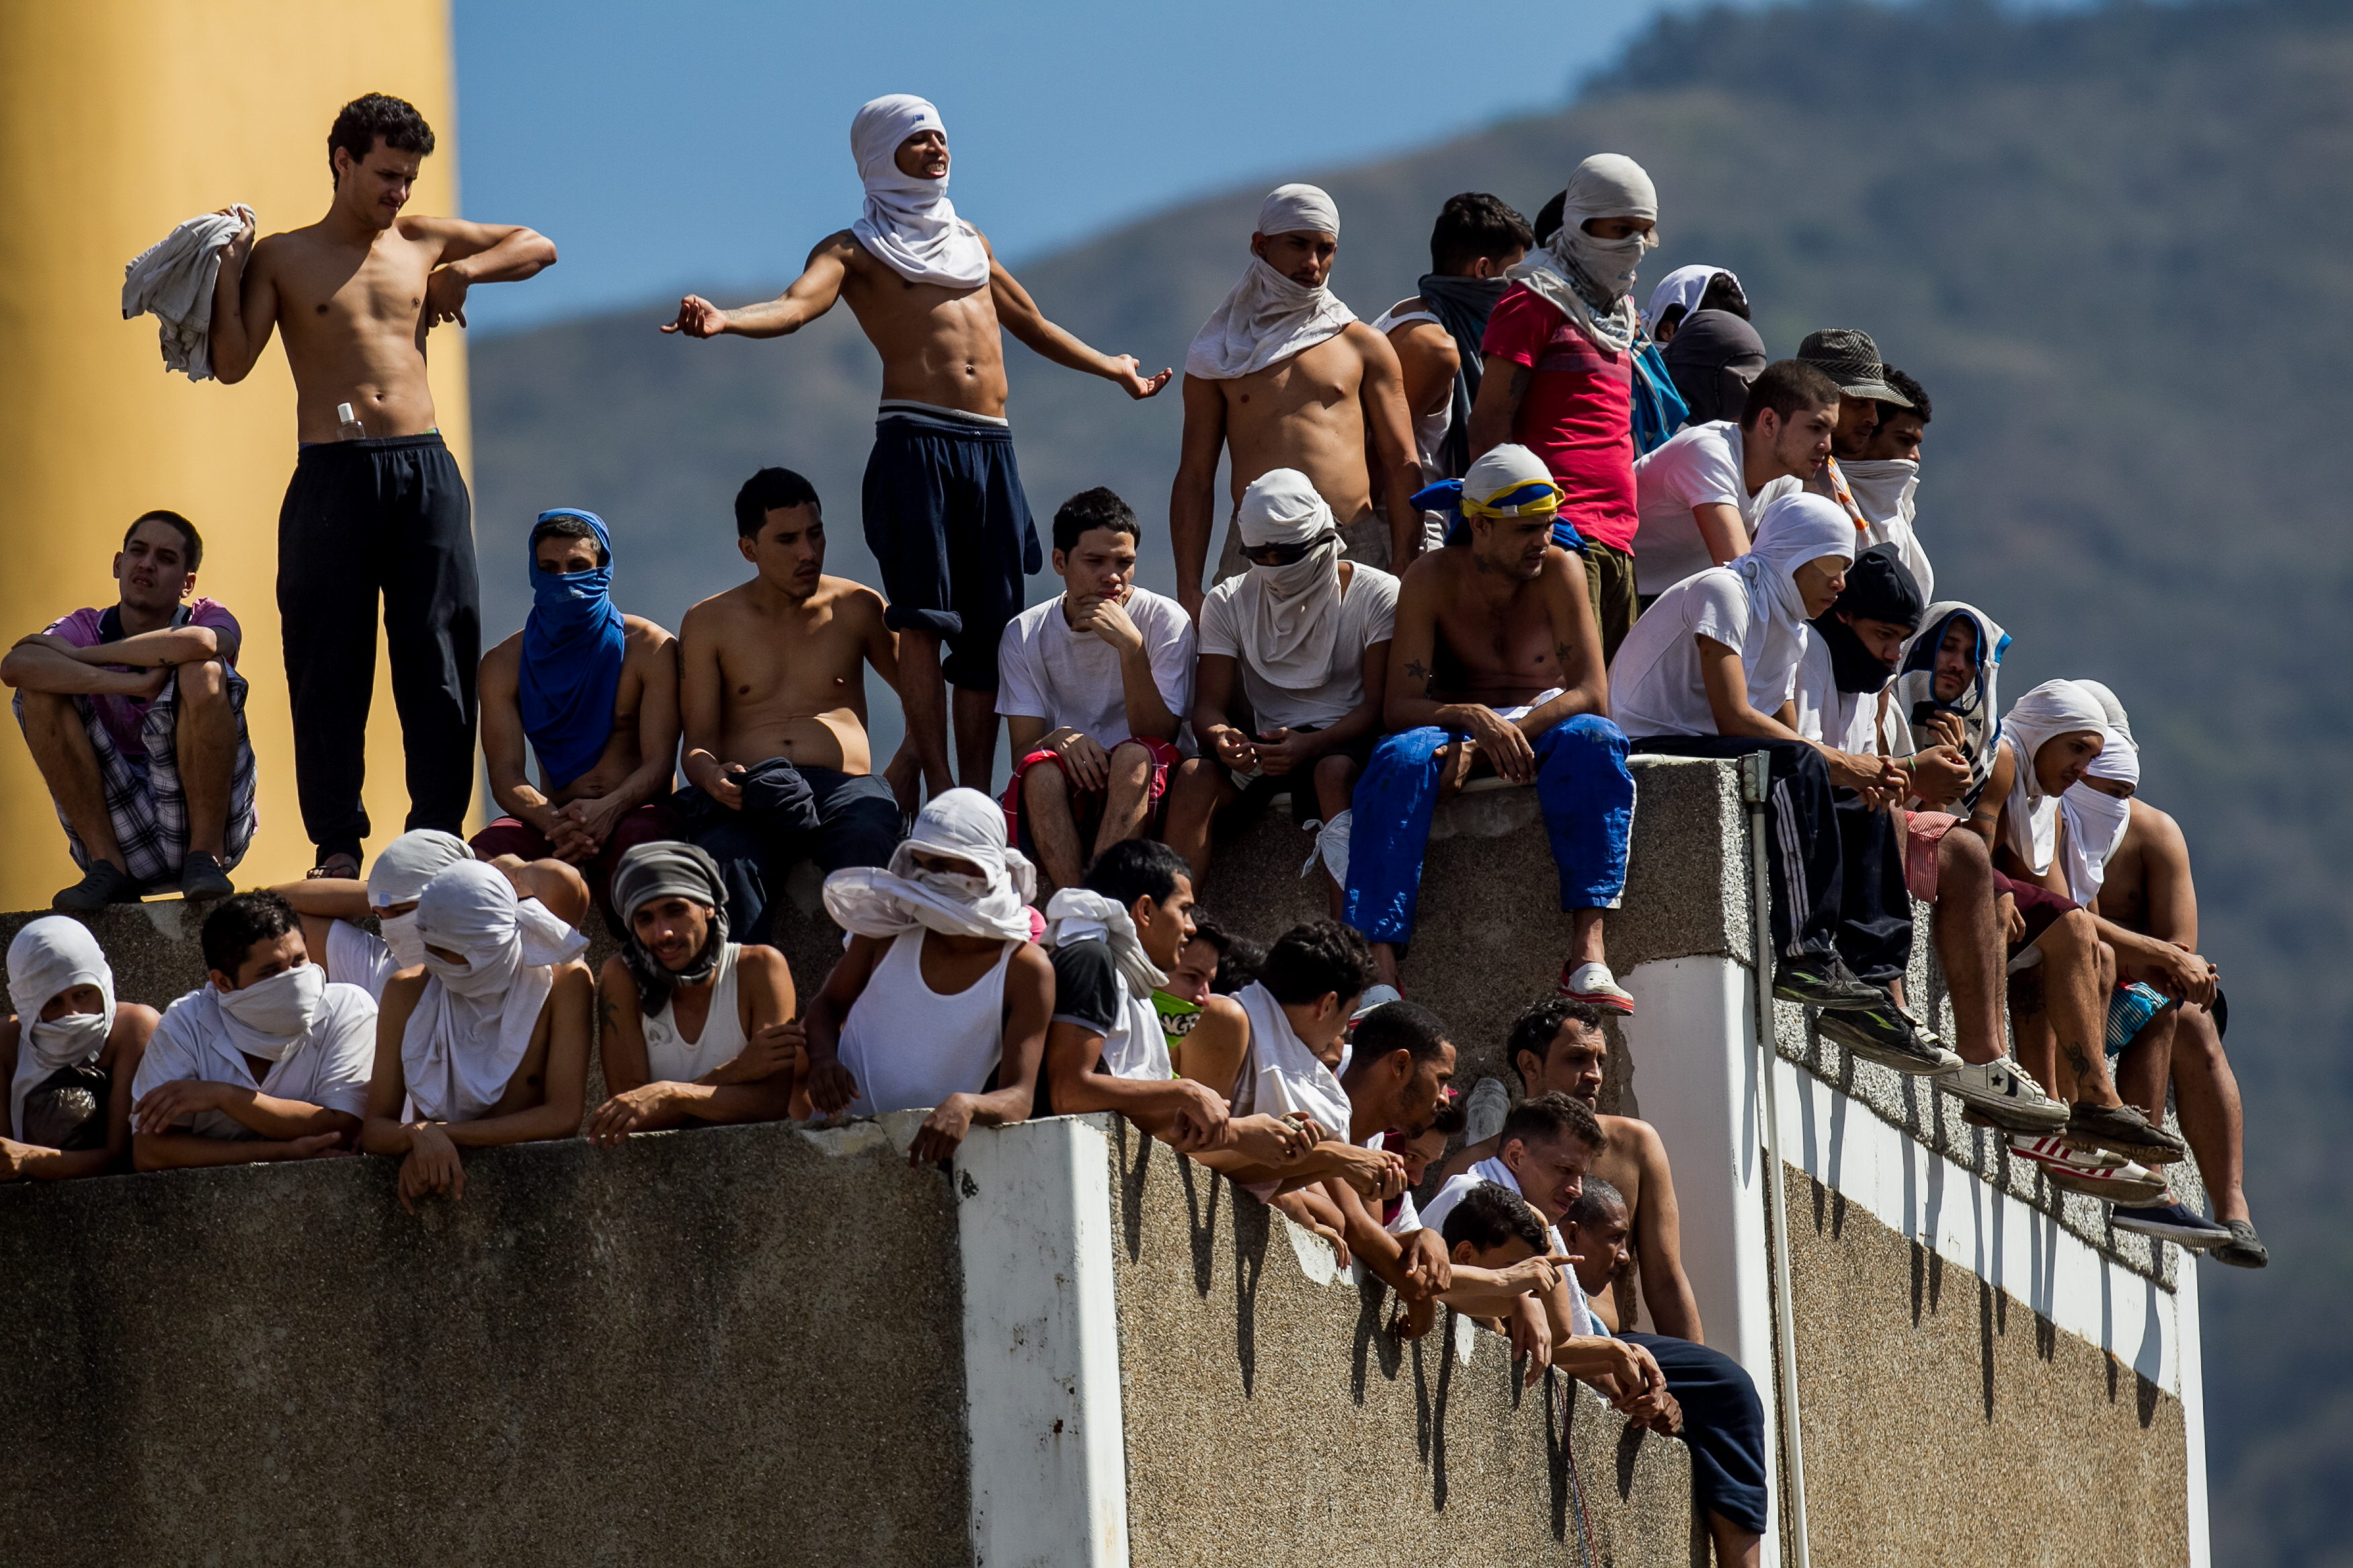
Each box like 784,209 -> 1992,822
279,237 -> 433,340
1224,337 -> 1361,425
1432,591 -> 1557,692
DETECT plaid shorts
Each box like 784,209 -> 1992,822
2104,981 -> 2174,1059
13,667 -> 258,887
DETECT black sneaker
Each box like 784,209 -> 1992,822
2110,1202 -> 2232,1250
1773,956 -> 1885,1012
179,852 -> 233,901
52,860 -> 138,911
2065,1101 -> 2190,1167
1814,1003 -> 1962,1075
2211,1219 -> 2269,1270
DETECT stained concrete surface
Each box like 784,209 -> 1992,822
1106,1118 -> 1704,1567
0,1113 -> 969,1567
1782,1163 -> 2189,1568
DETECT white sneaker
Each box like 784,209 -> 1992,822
1560,961 -> 1635,1015
1943,1058 -> 2070,1132
2007,1134 -> 2168,1205
1464,1077 -> 1512,1146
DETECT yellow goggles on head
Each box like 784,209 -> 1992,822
1461,479 -> 1566,519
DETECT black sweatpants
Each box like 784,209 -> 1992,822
1627,733 -> 1909,981
672,759 -> 903,945
278,434 -> 480,864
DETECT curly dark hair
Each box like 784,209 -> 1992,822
328,93 -> 436,182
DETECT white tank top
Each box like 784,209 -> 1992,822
839,930 -> 1016,1116
1373,302 -> 1453,477
641,942 -> 746,1084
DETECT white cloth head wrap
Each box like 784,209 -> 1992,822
1464,444 -> 1558,507
2057,679 -> 2139,903
1645,264 -> 1735,330
1231,468 -> 1345,687
1733,493 -> 1856,718
848,94 -> 989,289
7,917 -> 118,1139
1041,889 -> 1168,1000
368,829 -> 475,908
1184,185 -> 1357,380
824,788 -> 1037,944
401,862 -> 587,1122
1507,154 -> 1658,352
2001,679 -> 2112,876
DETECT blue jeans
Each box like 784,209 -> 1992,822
1342,713 -> 1633,944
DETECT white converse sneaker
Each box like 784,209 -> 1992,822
2007,1133 -> 2167,1205
1942,1057 -> 2070,1132
1560,962 -> 1634,1015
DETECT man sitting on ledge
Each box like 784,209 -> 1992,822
132,892 -> 374,1169
1562,1178 -> 1769,1568
475,508 -> 681,929
588,841 -> 804,1145
674,466 -> 907,944
2,917 -> 157,1180
362,860 -> 594,1212
3,510 -> 255,908
1039,838 -> 1315,1168
1342,444 -> 1636,1012
805,790 -> 1053,1167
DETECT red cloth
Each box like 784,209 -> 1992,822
45,599 -> 241,758
1000,737 -> 1181,850
470,802 -> 678,917
1992,870 -> 2077,958
1480,284 -> 1638,552
1902,810 -> 1958,903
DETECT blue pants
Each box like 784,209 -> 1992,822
1341,714 -> 1632,944
1622,1332 -> 1769,1535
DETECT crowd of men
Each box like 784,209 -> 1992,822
3,89 -> 2268,1566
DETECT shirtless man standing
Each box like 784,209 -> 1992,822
474,509 -> 680,925
674,468 -> 907,944
664,95 -> 1166,797
208,93 -> 557,876
1171,184 -> 1424,616
1341,446 -> 1637,1010
1439,998 -> 1702,1339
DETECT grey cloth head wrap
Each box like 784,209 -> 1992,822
611,841 -> 731,1011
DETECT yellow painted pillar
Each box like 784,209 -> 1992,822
0,1 -> 470,909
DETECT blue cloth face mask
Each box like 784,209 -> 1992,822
518,508 -> 628,790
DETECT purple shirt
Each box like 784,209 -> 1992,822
44,599 -> 240,759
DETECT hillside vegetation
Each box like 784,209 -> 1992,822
471,3 -> 2353,1556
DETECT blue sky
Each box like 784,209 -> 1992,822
450,0 -> 1726,333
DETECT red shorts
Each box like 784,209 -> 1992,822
1000,737 -> 1181,856
1993,871 -> 2078,958
1902,811 -> 1958,903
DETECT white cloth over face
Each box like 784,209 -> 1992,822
120,205 -> 255,381
7,917 -> 118,1139
848,95 -> 989,288
824,788 -> 1037,944
368,829 -> 477,971
1185,185 -> 1356,380
402,862 -> 588,1123
1644,264 -> 1734,330
134,981 -> 377,1136
1730,493 -> 1856,714
2000,680 -> 2112,876
1230,468 -> 1345,687
1508,155 -> 1657,352
2059,680 -> 2140,904
1226,981 -> 1351,1134
1839,458 -> 1936,604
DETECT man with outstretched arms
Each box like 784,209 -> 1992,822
665,96 -> 1168,798
1171,185 -> 1426,614
207,93 -> 556,877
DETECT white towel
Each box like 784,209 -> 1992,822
848,96 -> 988,289
1185,185 -> 1355,380
121,206 -> 254,381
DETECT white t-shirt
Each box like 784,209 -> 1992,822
996,587 -> 1196,753
1609,568 -> 1798,739
132,982 -> 378,1134
325,919 -> 399,1001
1790,632 -> 1882,754
1421,1157 -> 1595,1335
1197,564 -> 1400,733
1631,422 -> 1800,596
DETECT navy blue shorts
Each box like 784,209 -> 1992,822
861,405 -> 1041,690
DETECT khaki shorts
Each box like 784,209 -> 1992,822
1583,540 -> 1638,663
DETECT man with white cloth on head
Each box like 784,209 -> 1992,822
1614,493 -> 1958,1072
1,917 -> 158,1181
1164,469 -> 1400,911
132,891 -> 374,1170
1964,679 -> 2191,1168
266,829 -> 588,999
803,789 -> 1055,1167
666,97 -> 1168,800
360,860 -> 594,1212
1037,838 -> 1318,1171
1171,184 -> 1425,614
